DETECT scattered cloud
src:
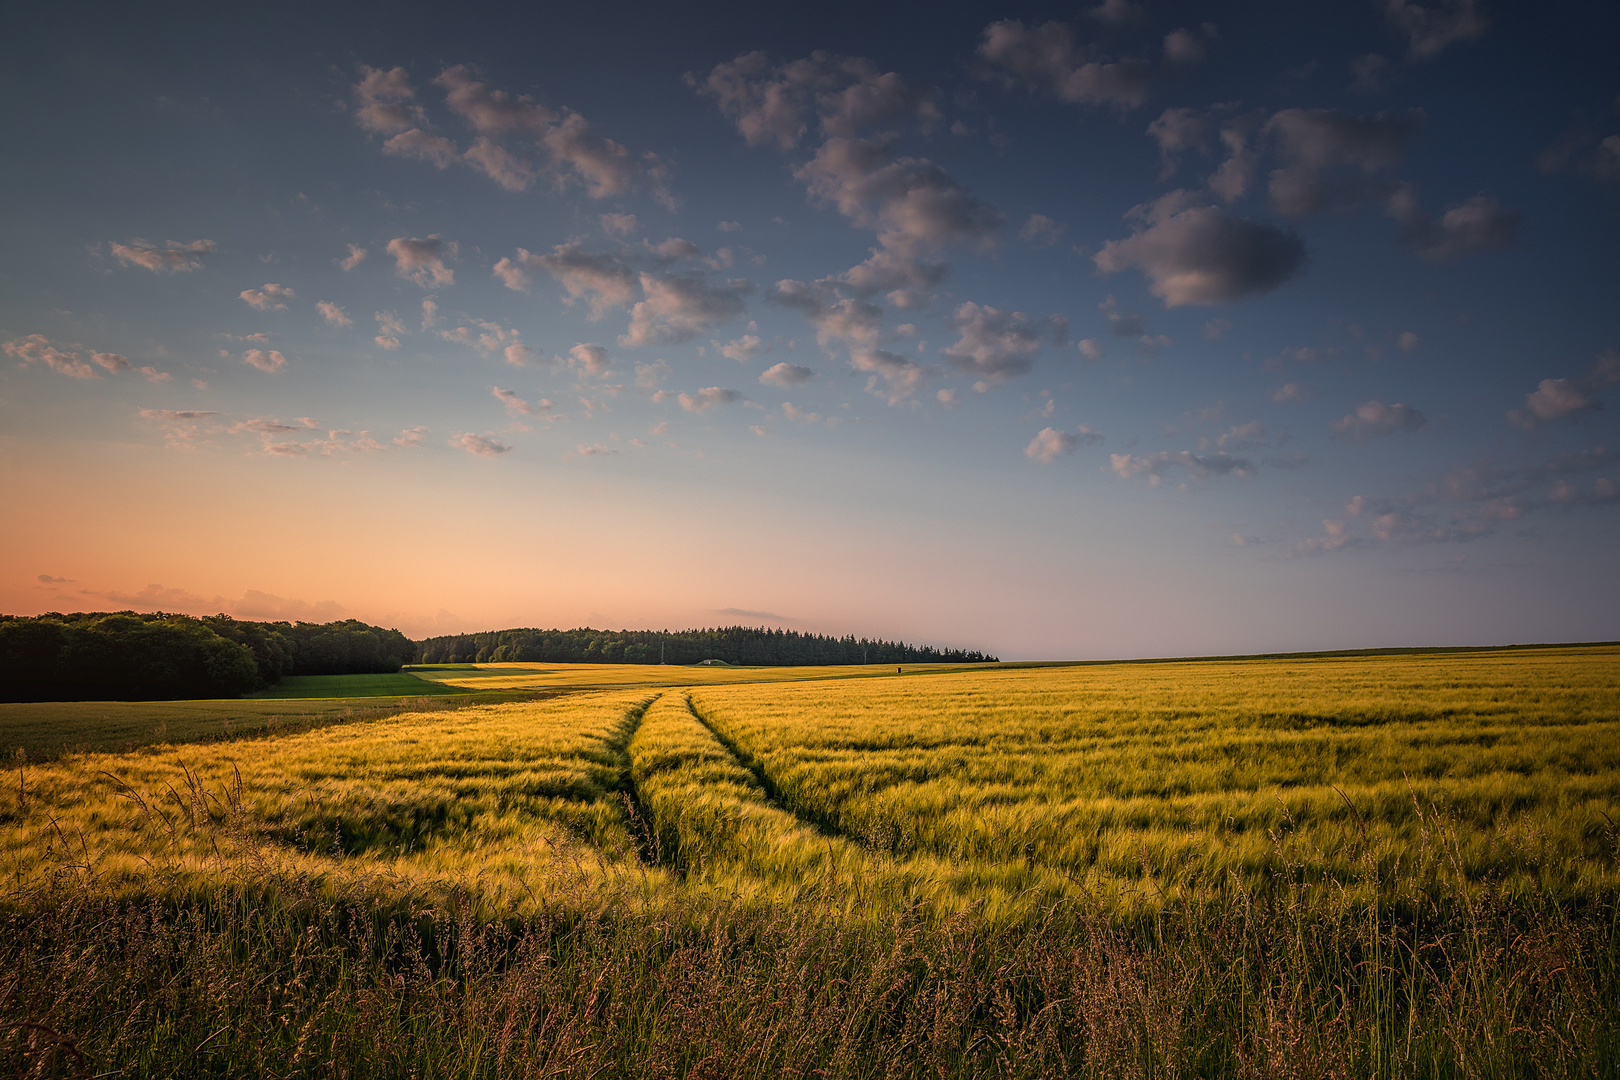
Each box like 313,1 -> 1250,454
1096,193 -> 1306,306
239,283 -> 294,311
851,347 -> 927,403
1026,424 -> 1102,462
678,386 -> 743,412
759,362 -> 815,386
720,334 -> 762,360
943,301 -> 1064,381
1507,351 -> 1620,429
1109,449 -> 1253,485
242,349 -> 288,373
696,50 -> 940,151
386,236 -> 457,287
5,335 -> 93,379
1384,0 -> 1486,60
977,19 -> 1151,109
795,137 -> 1003,259
1163,28 -> 1209,65
317,300 -> 352,326
1387,184 -> 1518,262
567,342 -> 613,375
1019,213 -> 1066,245
504,242 -> 637,316
492,386 -> 547,415
1263,108 -> 1419,216
1272,382 -> 1313,403
1331,399 -> 1428,440
1077,339 -> 1105,361
601,212 -> 638,236
452,432 -> 512,457
37,574 -> 73,584
394,426 -> 429,448
621,272 -> 751,346
339,244 -> 367,270
109,238 -> 215,273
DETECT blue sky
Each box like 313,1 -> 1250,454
3,0 -> 1617,658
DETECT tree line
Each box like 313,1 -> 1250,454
0,612 -> 414,702
414,626 -> 997,666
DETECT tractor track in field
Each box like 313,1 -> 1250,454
607,692 -> 662,866
681,694 -> 855,846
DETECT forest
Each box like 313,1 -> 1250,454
412,624 -> 998,666
0,612 -> 415,701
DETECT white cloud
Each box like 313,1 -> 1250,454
1263,108 -> 1419,215
647,237 -> 703,263
942,301 -> 1064,380
383,128 -> 460,168
759,362 -> 815,386
492,386 -> 537,415
1026,424 -> 1102,463
242,349 -> 288,373
1331,399 -> 1427,440
239,283 -> 294,312
420,299 -> 437,330
4,335 -> 97,378
795,137 -> 1003,257
697,50 -> 939,151
1273,382 -> 1313,403
1386,184 -> 1519,263
720,334 -> 762,360
634,358 -> 670,388
491,255 -> 532,292
317,300 -> 352,326
718,220 -> 742,232
679,386 -> 743,412
1507,351 -> 1620,429
1095,194 -> 1306,306
621,273 -> 750,347
353,65 -> 427,134
1098,294 -> 1145,337
1019,213 -> 1066,245
1163,29 -> 1206,64
507,242 -> 637,316
386,236 -> 457,287
452,432 -> 512,457
851,347 -> 926,404
110,238 -> 215,274
601,212 -> 638,236
394,426 -> 429,448
138,365 -> 171,383
1109,449 -> 1253,485
1088,0 -> 1144,26
505,343 -> 539,367
568,343 -> 613,375
1385,0 -> 1486,59
830,247 -> 949,308
91,351 -> 130,373
1077,339 -> 1105,361
339,244 -> 367,271
977,20 -> 1151,108
436,65 -> 554,134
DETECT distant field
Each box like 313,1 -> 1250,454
405,659 -> 988,692
3,645 -> 1616,1076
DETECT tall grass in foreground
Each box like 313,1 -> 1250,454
4,814 -> 1615,1078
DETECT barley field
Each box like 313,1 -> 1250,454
4,646 -> 1618,1077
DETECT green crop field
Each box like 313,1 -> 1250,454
3,646 -> 1618,1077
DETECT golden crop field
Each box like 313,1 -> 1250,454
3,646 -> 1617,1077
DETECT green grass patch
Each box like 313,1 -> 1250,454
249,672 -> 472,699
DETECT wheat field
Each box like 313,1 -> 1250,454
3,646 -> 1617,1077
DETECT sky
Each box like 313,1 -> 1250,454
2,0 -> 1617,660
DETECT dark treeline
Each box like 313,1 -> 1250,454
0,612 -> 414,702
415,625 -> 997,666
